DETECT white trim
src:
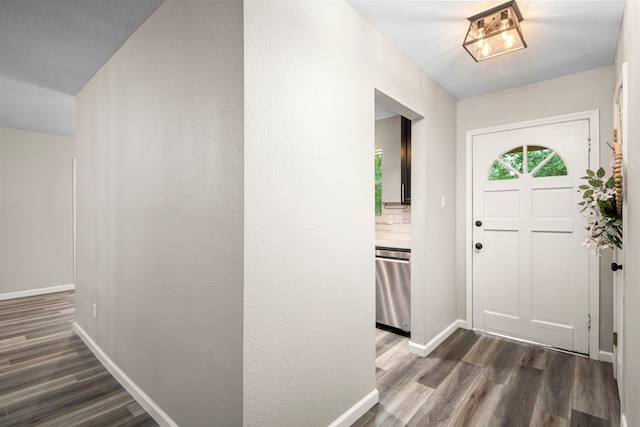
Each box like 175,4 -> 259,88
621,413 -> 628,427
465,131 -> 473,331
598,350 -> 614,364
408,341 -> 429,357
73,322 -> 178,427
0,284 -> 75,301
72,157 -> 77,284
586,110 -> 601,360
484,330 -> 563,350
328,389 -> 378,427
465,110 -> 601,359
409,319 -> 466,357
613,61 -> 628,412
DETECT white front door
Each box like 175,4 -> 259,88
472,119 -> 591,354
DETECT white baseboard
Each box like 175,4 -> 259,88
0,284 -> 75,301
408,341 -> 429,357
599,350 -> 614,363
621,413 -> 627,427
73,322 -> 177,427
328,389 -> 378,427
409,319 -> 466,357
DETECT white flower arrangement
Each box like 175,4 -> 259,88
578,167 -> 622,255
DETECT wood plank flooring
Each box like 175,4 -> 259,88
354,328 -> 620,427
0,291 -> 157,426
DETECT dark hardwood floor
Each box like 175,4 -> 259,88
0,291 -> 157,426
354,328 -> 621,427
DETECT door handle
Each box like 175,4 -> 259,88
611,262 -> 623,271
475,243 -> 483,250
475,220 -> 482,227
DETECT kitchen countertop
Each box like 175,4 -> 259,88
375,239 -> 411,250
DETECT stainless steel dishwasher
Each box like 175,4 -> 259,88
375,247 -> 411,335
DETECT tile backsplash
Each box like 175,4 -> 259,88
375,205 -> 411,241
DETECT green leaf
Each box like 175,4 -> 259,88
578,201 -> 586,206
586,169 -> 596,177
579,185 -> 590,190
609,236 -> 622,249
597,167 -> 606,178
612,219 -> 622,226
589,179 -> 602,188
606,176 -> 615,188
583,189 -> 594,198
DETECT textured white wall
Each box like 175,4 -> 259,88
75,1 -> 243,425
614,2 -> 640,424
456,66 -> 615,351
0,127 -> 74,293
74,0 -> 457,424
244,1 -> 457,425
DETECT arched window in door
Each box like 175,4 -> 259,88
488,145 -> 568,180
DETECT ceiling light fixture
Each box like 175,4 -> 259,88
462,0 -> 527,62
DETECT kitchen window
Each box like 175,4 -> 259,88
375,150 -> 382,214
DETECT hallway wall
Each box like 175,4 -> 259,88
244,1 -> 457,425
74,0 -> 457,424
74,1 -> 244,425
0,127 -> 74,296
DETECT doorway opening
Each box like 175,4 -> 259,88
465,111 -> 601,359
372,89 -> 425,354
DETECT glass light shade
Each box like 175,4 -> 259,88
463,1 -> 527,62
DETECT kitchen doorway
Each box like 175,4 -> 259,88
373,89 -> 425,351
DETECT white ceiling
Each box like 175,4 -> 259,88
0,0 -> 163,95
0,0 -> 164,135
0,0 -> 626,101
349,0 -> 625,99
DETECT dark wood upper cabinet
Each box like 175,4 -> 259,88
400,116 -> 411,205
375,115 -> 411,207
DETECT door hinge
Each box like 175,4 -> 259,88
613,332 -> 618,346
588,314 -> 591,329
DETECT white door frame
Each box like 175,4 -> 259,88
465,110 -> 601,360
613,62 -> 627,408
